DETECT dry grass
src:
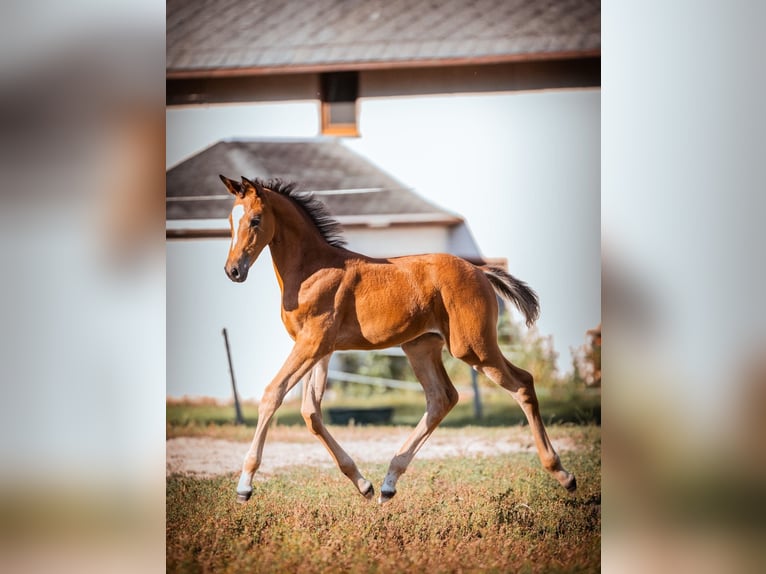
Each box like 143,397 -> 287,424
167,427 -> 600,573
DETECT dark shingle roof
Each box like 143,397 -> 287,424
167,0 -> 600,76
166,139 -> 458,225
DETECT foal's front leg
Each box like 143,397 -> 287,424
236,344 -> 322,503
301,355 -> 375,499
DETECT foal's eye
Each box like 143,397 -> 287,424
250,216 -> 261,228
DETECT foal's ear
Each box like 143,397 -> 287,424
219,175 -> 244,197
241,177 -> 265,197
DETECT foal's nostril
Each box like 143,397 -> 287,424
231,267 -> 240,279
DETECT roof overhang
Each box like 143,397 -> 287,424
166,50 -> 600,80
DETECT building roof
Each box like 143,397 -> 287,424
166,139 -> 461,232
167,0 -> 600,78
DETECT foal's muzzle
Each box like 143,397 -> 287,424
225,263 -> 248,283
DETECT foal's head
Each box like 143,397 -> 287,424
220,175 -> 275,283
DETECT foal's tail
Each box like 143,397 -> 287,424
481,266 -> 540,328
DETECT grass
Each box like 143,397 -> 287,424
167,389 -> 600,572
167,386 -> 600,438
167,433 -> 600,573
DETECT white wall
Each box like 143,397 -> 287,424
343,226 -> 449,257
166,88 -> 600,399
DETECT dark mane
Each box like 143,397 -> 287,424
255,178 -> 347,248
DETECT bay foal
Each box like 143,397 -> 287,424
220,176 -> 576,503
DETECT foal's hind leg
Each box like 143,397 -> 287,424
479,353 -> 576,492
301,354 -> 375,499
379,334 -> 459,503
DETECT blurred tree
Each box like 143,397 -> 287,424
516,327 -> 563,387
572,323 -> 601,387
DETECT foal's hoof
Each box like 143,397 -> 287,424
236,491 -> 252,504
378,489 -> 396,504
361,483 -> 375,500
563,475 -> 577,493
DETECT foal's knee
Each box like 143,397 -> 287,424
425,386 -> 459,426
301,408 -> 322,435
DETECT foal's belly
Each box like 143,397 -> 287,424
334,283 -> 438,350
334,311 -> 435,350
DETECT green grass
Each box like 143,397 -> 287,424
167,433 -> 600,573
167,386 -> 600,437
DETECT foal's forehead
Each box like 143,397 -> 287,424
229,195 -> 261,218
230,202 -> 245,224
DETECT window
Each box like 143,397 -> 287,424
320,72 -> 359,136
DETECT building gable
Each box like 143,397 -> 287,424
167,138 -> 462,236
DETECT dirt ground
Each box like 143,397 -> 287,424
167,426 -> 577,478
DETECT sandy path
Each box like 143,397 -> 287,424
167,428 -> 576,477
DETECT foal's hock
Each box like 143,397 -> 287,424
220,175 -> 576,504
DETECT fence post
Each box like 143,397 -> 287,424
222,327 -> 244,425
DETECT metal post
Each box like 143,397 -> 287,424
222,327 -> 244,425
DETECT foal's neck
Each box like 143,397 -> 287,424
266,191 -> 345,291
